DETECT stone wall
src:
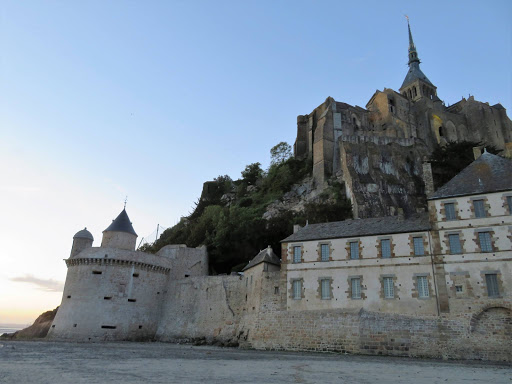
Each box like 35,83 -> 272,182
240,305 -> 512,362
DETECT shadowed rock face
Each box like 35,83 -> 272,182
0,307 -> 58,340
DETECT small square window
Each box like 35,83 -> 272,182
417,276 -> 429,298
478,232 -> 493,252
351,278 -> 361,299
293,246 -> 301,263
485,274 -> 499,297
383,277 -> 394,298
455,285 -> 463,293
473,200 -> 486,218
444,203 -> 456,220
320,244 -> 330,262
350,242 -> 359,259
292,280 -> 302,300
448,234 -> 462,254
413,237 -> 425,256
380,239 -> 391,258
320,279 -> 331,300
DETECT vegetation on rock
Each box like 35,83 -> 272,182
141,143 -> 352,273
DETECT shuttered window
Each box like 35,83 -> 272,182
383,277 -> 394,298
320,244 -> 330,262
292,280 -> 302,300
350,242 -> 359,259
381,239 -> 391,258
448,234 -> 462,254
351,278 -> 361,299
417,276 -> 429,298
413,237 -> 425,256
478,232 -> 493,252
473,199 -> 486,218
293,246 -> 301,263
444,203 -> 456,220
485,274 -> 500,297
321,279 -> 330,300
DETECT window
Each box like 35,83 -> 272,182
455,285 -> 463,293
380,239 -> 391,258
417,276 -> 429,298
383,277 -> 394,298
473,199 -> 486,218
413,237 -> 425,256
320,244 -> 330,262
350,242 -> 359,259
478,232 -> 493,252
448,234 -> 462,254
293,246 -> 301,263
292,280 -> 302,300
444,203 -> 456,220
321,279 -> 331,300
507,196 -> 512,214
351,278 -> 361,299
485,274 -> 500,297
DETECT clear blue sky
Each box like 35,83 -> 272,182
1,0 -> 511,323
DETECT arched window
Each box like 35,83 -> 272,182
413,87 -> 417,97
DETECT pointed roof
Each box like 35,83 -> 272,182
103,209 -> 137,236
430,152 -> 512,200
242,246 -> 280,271
400,20 -> 434,90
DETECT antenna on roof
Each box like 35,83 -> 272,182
124,196 -> 128,209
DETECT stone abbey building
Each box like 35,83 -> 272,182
47,23 -> 512,362
294,21 -> 512,219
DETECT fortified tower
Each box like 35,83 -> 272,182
70,228 -> 93,257
101,208 -> 137,250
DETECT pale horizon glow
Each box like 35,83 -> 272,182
1,1 -> 511,324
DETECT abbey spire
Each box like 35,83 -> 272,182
399,18 -> 437,101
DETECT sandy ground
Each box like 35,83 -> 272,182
0,341 -> 510,384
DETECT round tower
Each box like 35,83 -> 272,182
70,228 -> 94,257
101,208 -> 138,250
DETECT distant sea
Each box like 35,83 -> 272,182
0,325 -> 26,336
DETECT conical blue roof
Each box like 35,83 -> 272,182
103,209 -> 137,236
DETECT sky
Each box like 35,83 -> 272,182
1,1 -> 511,324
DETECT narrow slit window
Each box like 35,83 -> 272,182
92,271 -> 102,275
101,325 -> 116,329
132,273 -> 139,277
104,296 -> 112,300
128,299 -> 136,302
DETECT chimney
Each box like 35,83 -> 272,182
473,147 -> 482,160
422,160 -> 434,198
293,224 -> 301,233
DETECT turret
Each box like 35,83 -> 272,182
101,208 -> 138,250
70,228 -> 94,257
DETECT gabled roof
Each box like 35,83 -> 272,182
242,246 -> 280,271
282,214 -> 430,243
430,152 -> 512,200
103,209 -> 137,236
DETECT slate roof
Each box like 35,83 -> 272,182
73,228 -> 94,241
401,63 -> 433,89
282,214 -> 430,243
430,152 -> 512,200
242,246 -> 280,271
103,209 -> 137,236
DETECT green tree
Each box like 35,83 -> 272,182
241,162 -> 263,185
270,142 -> 292,166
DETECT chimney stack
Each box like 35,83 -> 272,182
473,147 -> 483,160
